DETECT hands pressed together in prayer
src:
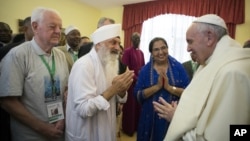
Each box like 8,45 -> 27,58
102,69 -> 134,100
153,97 -> 177,122
112,69 -> 134,95
156,70 -> 172,92
155,69 -> 183,97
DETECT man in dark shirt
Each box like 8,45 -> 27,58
0,22 -> 12,47
0,17 -> 33,61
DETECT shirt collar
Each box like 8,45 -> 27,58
31,38 -> 53,57
66,43 -> 78,55
66,44 -> 71,52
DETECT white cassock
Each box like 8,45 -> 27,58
165,35 -> 250,141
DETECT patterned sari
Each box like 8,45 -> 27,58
134,55 -> 190,141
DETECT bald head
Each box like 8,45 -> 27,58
97,17 -> 115,28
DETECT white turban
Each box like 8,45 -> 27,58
65,25 -> 79,35
193,14 -> 227,30
91,24 -> 121,44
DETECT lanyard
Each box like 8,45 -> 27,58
40,52 -> 56,95
40,52 -> 56,99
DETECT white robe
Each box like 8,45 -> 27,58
65,48 -> 126,141
165,35 -> 250,141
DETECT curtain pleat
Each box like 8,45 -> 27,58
122,0 -> 245,48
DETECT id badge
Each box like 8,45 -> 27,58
46,101 -> 64,123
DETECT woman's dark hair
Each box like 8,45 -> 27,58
149,37 -> 168,53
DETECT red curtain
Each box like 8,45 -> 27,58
122,0 -> 245,48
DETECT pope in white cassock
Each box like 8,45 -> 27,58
153,14 -> 250,141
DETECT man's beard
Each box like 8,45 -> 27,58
97,45 -> 119,85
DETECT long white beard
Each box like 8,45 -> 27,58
97,45 -> 119,86
105,56 -> 119,85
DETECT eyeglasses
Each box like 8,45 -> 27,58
152,46 -> 168,53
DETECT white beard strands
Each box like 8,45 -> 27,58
97,45 -> 119,85
104,56 -> 119,86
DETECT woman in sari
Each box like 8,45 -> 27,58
134,37 -> 190,141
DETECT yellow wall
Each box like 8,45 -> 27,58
0,0 -> 249,45
0,0 -> 100,38
235,0 -> 250,45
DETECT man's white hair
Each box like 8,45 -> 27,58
31,7 -> 61,24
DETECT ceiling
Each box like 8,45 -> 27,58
79,0 -> 153,10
